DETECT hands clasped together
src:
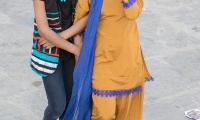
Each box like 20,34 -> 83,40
39,38 -> 82,63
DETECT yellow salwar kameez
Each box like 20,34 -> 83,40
74,0 -> 152,119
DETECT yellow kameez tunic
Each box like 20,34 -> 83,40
74,0 -> 152,119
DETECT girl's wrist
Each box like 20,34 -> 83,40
73,45 -> 80,57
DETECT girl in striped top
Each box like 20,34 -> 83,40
32,0 -> 87,120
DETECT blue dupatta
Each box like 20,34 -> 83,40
60,0 -> 103,119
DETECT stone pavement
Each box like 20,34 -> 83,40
0,0 -> 199,120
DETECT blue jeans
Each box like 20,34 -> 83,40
42,57 -> 75,120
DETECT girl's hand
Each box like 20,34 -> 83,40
74,44 -> 82,64
39,38 -> 55,49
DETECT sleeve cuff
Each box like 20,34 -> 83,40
123,0 -> 136,9
74,31 -> 85,37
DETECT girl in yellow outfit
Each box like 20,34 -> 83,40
73,0 -> 153,119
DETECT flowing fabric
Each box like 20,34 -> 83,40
60,0 -> 103,120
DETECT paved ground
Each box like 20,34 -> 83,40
0,0 -> 200,120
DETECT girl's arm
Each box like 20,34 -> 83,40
59,15 -> 88,39
74,35 -> 83,63
70,0 -> 90,63
33,0 -> 80,56
40,15 -> 88,49
122,0 -> 144,20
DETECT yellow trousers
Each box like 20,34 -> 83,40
91,81 -> 145,120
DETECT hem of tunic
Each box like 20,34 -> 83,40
92,76 -> 154,97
